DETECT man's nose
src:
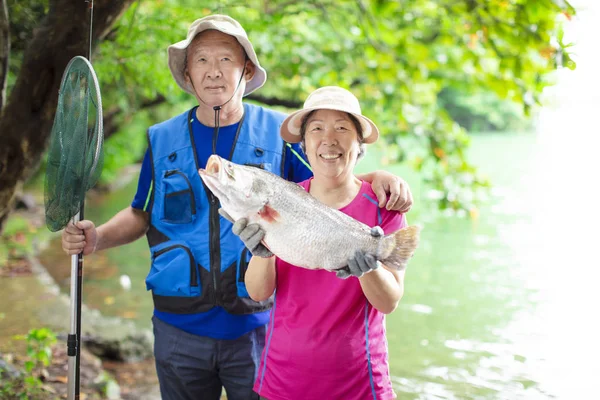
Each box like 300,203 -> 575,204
207,61 -> 222,79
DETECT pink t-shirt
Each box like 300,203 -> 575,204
254,179 -> 406,400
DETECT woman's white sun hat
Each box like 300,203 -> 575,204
280,86 -> 380,144
167,14 -> 267,96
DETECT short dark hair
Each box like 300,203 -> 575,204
298,111 -> 367,160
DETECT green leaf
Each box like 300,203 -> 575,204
24,361 -> 34,373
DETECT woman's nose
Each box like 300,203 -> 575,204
321,128 -> 338,145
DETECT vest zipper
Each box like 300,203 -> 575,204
153,245 -> 197,288
208,192 -> 221,305
239,248 -> 249,282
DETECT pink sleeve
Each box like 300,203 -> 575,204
379,210 -> 406,235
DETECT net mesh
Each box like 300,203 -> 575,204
45,56 -> 103,232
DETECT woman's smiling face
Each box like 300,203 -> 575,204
303,109 -> 362,181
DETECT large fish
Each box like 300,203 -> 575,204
199,155 -> 420,272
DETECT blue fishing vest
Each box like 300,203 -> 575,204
144,103 -> 286,315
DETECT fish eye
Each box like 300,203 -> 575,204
225,163 -> 235,179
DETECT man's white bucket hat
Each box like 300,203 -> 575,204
168,14 -> 266,96
280,86 -> 380,144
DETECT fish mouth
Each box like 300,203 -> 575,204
199,155 -> 228,201
205,155 -> 221,175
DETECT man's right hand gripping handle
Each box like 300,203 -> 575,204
62,220 -> 98,256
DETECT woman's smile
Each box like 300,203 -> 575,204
319,152 -> 342,161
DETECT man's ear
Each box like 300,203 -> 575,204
244,60 -> 256,80
184,67 -> 191,83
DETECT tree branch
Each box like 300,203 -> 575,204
0,0 -> 9,113
103,94 -> 167,140
355,0 -> 387,52
263,0 -> 301,15
246,93 -> 301,109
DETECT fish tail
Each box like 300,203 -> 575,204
380,225 -> 421,271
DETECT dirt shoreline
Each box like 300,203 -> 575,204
1,255 -> 162,399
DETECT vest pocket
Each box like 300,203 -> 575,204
162,170 -> 196,224
146,242 -> 200,297
236,248 -> 251,297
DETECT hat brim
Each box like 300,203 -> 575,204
168,21 -> 267,96
280,106 -> 380,144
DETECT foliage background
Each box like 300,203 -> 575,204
6,0 -> 576,212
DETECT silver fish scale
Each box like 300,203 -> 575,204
248,172 -> 386,271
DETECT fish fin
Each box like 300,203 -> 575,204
381,225 -> 421,271
258,203 -> 280,223
218,208 -> 235,223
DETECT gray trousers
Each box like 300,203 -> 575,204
152,316 -> 265,400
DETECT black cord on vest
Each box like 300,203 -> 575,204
212,106 -> 221,154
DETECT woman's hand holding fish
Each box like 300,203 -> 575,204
336,226 -> 384,279
230,216 -> 274,258
336,227 -> 404,314
336,250 -> 380,279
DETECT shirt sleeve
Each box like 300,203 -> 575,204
283,143 -> 313,183
131,149 -> 152,211
379,209 -> 407,235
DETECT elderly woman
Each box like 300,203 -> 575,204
230,86 -> 407,400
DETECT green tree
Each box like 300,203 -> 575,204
0,0 -> 576,232
438,87 -> 532,132
0,0 -> 135,233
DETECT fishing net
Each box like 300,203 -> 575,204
44,56 -> 104,232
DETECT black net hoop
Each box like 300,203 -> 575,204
44,55 -> 104,232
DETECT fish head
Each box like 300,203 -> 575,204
199,155 -> 274,220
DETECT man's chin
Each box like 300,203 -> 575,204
201,93 -> 232,106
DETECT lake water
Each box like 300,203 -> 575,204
33,121 -> 599,399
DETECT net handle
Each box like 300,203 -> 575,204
68,3 -> 99,400
86,0 -> 93,61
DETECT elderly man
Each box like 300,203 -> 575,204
61,14 -> 413,400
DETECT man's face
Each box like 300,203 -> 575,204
185,30 -> 253,107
